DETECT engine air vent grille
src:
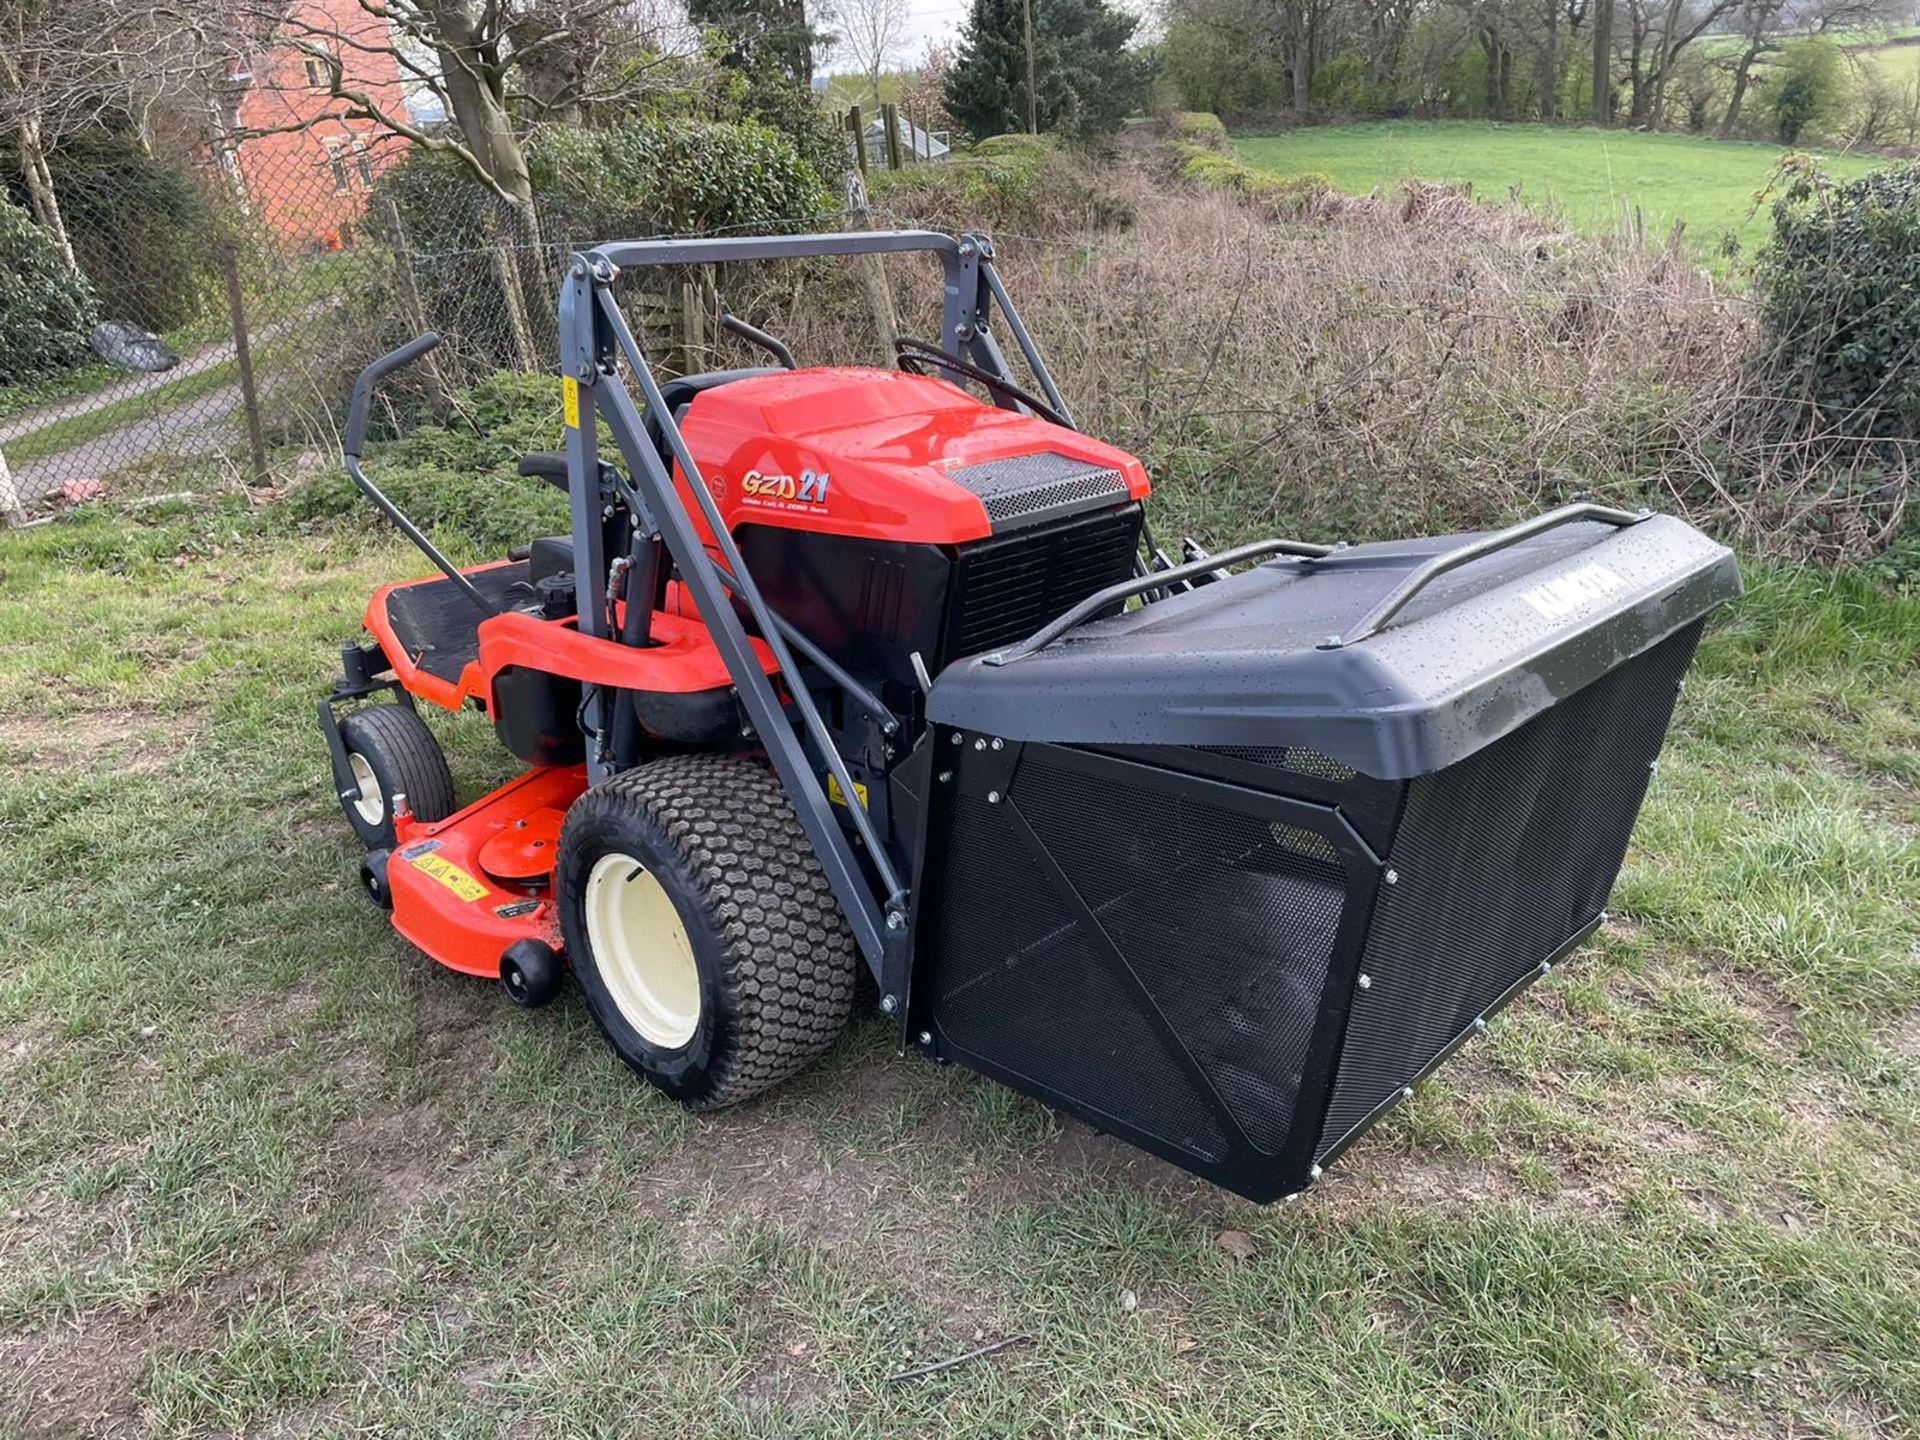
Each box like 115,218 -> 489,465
948,451 -> 1129,530
943,503 -> 1142,662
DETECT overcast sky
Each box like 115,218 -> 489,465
817,0 -> 1158,75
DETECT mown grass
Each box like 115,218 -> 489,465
1232,122 -> 1889,255
1,487 -> 1916,1437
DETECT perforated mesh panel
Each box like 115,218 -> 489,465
923,750 -> 1347,1158
1317,622 -> 1705,1155
947,451 -> 1128,527
926,791 -> 1233,1161
1199,745 -> 1358,781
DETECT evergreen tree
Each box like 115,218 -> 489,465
688,0 -> 825,88
944,0 -> 1150,142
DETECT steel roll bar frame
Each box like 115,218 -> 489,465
558,229 -> 1059,1001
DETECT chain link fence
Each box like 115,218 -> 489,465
8,111 -> 1888,557
1,129 -> 825,523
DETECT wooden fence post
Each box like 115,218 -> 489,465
882,103 -> 903,170
218,241 -> 270,488
850,105 -> 869,177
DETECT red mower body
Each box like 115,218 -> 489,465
671,368 -> 1150,547
347,367 -> 1144,987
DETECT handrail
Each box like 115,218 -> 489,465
592,229 -> 959,269
342,332 -> 500,617
1319,502 -> 1650,649
718,311 -> 797,370
981,537 -> 1337,666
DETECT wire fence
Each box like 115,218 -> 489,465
0,132 -> 858,522
4,118 -> 1897,557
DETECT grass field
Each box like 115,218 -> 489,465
2,489 -> 1918,1436
1233,122 -> 1889,252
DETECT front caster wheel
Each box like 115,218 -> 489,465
501,939 -> 564,1008
360,850 -> 392,910
332,704 -> 456,849
556,754 -> 859,1109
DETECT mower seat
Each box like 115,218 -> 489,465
643,368 -> 778,458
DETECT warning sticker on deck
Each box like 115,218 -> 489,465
411,852 -> 489,903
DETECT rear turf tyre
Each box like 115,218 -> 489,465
333,704 -> 456,849
557,753 -> 859,1109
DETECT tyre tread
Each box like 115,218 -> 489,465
569,753 -> 858,1108
340,704 -> 457,827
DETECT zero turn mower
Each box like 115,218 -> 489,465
321,230 -> 1740,1201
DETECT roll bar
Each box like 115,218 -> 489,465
554,233 -> 1051,999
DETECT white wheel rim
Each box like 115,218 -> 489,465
584,851 -> 701,1049
347,753 -> 384,826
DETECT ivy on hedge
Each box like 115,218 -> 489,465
1755,160 -> 1920,441
0,194 -> 98,387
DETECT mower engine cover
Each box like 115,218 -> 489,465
909,513 -> 1740,1202
670,367 -> 1151,546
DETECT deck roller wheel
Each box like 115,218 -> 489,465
556,754 -> 859,1109
333,704 -> 457,849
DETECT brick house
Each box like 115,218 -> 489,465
225,0 -> 417,248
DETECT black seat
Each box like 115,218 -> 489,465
643,368 -> 778,458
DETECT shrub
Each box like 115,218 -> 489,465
1173,142 -> 1331,216
870,134 -> 1134,232
51,132 -> 217,333
530,115 -> 833,244
1170,111 -> 1228,150
1753,158 -> 1920,442
0,194 -> 98,386
288,371 -> 571,555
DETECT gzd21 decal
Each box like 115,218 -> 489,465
739,467 -> 830,513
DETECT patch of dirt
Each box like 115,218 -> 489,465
415,972 -> 500,1082
221,978 -> 325,1059
0,1021 -> 50,1080
1318,1145 -> 1531,1217
1887,1011 -> 1920,1064
639,1107 -> 898,1259
327,1099 -> 453,1219
0,1280 -> 235,1440
735,1330 -> 828,1414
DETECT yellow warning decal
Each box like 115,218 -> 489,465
411,852 -> 489,903
563,375 -> 580,429
827,773 -> 869,809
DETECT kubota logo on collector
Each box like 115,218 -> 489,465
739,467 -> 830,508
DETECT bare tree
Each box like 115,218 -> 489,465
831,0 -> 911,106
228,0 -> 683,362
0,0 -> 229,267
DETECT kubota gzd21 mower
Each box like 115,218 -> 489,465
322,230 -> 1740,1201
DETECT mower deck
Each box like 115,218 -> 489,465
388,764 -> 584,978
